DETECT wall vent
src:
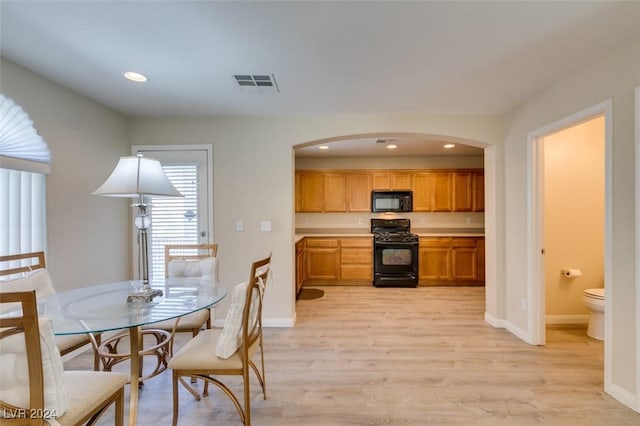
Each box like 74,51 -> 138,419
233,74 -> 280,93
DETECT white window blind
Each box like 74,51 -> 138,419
149,164 -> 199,280
0,168 -> 46,258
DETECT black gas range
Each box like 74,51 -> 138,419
371,218 -> 419,287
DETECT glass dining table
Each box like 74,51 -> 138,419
37,277 -> 227,426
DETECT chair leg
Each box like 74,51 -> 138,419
115,388 -> 124,426
244,369 -> 251,426
172,371 -> 180,426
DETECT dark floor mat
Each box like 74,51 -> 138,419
297,288 -> 325,300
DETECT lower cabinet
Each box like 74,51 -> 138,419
298,235 -> 484,289
305,239 -> 340,280
300,237 -> 372,286
339,238 -> 373,281
419,237 -> 485,285
295,239 -> 306,295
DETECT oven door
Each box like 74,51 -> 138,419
373,240 -> 418,287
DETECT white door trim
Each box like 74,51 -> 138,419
527,101 -> 613,382
635,86 -> 640,412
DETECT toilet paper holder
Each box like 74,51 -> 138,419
561,268 -> 582,278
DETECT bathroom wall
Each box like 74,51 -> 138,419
543,116 -> 605,322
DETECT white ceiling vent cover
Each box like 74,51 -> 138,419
233,74 -> 280,93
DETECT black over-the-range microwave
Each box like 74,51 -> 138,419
371,190 -> 413,213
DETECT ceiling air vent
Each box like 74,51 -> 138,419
233,74 -> 280,93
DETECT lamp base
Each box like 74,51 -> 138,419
127,288 -> 163,303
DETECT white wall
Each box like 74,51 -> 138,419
128,117 -> 502,324
502,38 -> 639,404
0,59 -> 131,290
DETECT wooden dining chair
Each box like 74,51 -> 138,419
159,243 -> 219,336
0,251 -> 99,369
0,290 -> 129,425
168,253 -> 272,426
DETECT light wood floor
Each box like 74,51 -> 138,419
66,286 -> 639,425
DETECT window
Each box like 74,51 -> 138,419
0,95 -> 50,259
149,165 -> 199,280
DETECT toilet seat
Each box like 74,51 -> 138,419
584,288 -> 604,300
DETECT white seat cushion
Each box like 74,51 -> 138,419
57,371 -> 128,425
169,328 -> 258,371
0,317 -> 69,418
147,309 -> 209,331
167,258 -> 218,282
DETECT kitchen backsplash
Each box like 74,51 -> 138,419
295,212 -> 484,230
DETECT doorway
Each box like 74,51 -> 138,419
132,145 -> 213,281
542,116 -> 605,328
529,101 -> 612,354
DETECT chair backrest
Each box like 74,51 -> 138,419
242,254 -> 272,351
0,290 -> 46,417
0,251 -> 46,278
164,244 -> 218,278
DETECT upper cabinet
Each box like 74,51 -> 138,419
295,169 -> 484,213
347,173 -> 372,212
296,172 -> 324,212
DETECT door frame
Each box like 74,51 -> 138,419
527,99 -> 613,377
130,144 -> 214,278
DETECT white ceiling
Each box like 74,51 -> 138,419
1,1 -> 638,157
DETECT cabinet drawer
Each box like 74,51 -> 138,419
340,265 -> 372,280
419,237 -> 451,248
305,239 -> 339,248
339,238 -> 372,248
341,248 -> 372,264
451,238 -> 478,248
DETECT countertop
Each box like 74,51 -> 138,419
295,227 -> 484,242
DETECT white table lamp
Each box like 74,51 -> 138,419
93,153 -> 183,302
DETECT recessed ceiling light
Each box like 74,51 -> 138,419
444,143 -> 456,149
318,145 -> 329,150
123,71 -> 148,82
386,144 -> 398,149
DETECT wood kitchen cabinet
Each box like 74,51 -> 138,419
347,174 -> 372,212
419,237 -> 451,281
452,170 -> 484,212
412,172 -> 432,211
412,171 -> 453,212
304,238 -> 340,280
473,171 -> 484,212
295,168 -> 483,213
296,172 -> 324,212
339,237 -> 373,281
431,171 -> 452,211
323,173 -> 347,212
371,172 -> 412,190
419,236 -> 485,285
295,239 -> 306,295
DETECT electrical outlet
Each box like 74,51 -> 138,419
260,221 -> 272,232
236,220 -> 243,232
357,218 -> 363,225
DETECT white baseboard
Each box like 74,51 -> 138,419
484,311 -> 505,328
545,314 -> 589,324
504,320 -> 532,344
606,382 -> 640,413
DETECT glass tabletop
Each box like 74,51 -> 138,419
35,278 -> 227,335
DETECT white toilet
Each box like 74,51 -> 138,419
583,288 -> 605,340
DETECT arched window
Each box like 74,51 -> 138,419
0,94 -> 50,258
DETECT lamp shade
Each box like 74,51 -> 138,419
92,155 -> 182,198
